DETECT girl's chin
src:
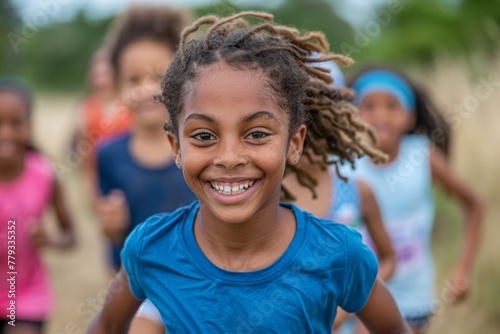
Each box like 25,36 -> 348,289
206,207 -> 256,225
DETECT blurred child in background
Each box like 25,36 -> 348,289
282,59 -> 396,334
0,78 -> 76,334
95,5 -> 194,333
345,68 -> 484,333
75,47 -> 133,203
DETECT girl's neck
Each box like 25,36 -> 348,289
379,140 -> 401,164
194,202 -> 296,272
283,155 -> 332,217
130,126 -> 173,167
0,155 -> 25,182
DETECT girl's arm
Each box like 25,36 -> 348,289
356,279 -> 411,334
96,190 -> 130,244
357,180 -> 396,282
87,268 -> 143,334
430,147 -> 484,301
333,185 -> 396,332
30,179 -> 76,249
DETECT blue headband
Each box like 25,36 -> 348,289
352,70 -> 415,113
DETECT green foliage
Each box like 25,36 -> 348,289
356,0 -> 500,65
1,2 -> 113,92
20,13 -> 113,91
2,0 -> 499,92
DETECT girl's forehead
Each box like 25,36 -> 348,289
179,63 -> 289,125
0,90 -> 30,113
186,63 -> 279,108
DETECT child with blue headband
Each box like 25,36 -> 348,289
346,68 -> 484,333
283,59 -> 396,334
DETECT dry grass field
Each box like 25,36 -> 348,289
33,60 -> 500,334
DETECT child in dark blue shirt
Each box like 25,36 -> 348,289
95,5 -> 195,271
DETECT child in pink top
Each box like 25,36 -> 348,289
0,78 -> 76,334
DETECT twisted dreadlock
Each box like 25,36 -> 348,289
159,11 -> 386,200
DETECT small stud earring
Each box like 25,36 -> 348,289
294,158 -> 298,163
175,158 -> 181,167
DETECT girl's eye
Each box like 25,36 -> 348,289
387,101 -> 400,112
193,133 -> 215,141
361,101 -> 374,111
246,131 -> 268,140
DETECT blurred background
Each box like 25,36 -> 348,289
1,0 -> 499,333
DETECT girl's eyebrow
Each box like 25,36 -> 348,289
184,111 -> 278,125
242,111 -> 278,124
184,113 -> 215,124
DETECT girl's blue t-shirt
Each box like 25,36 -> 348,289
122,201 -> 378,333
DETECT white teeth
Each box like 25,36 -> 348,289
210,180 -> 256,195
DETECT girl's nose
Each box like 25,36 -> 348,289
213,138 -> 248,170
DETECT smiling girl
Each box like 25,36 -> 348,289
0,78 -> 76,334
87,12 -> 411,334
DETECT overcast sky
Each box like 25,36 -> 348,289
13,0 -> 386,25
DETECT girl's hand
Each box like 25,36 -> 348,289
97,190 -> 130,243
449,268 -> 470,302
29,223 -> 50,249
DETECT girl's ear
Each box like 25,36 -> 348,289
287,124 -> 307,165
167,132 -> 181,168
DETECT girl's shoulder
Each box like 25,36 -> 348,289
287,202 -> 365,248
293,204 -> 378,298
125,201 -> 198,245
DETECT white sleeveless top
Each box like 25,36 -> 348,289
341,135 -> 436,318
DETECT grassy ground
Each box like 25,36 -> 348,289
33,60 -> 500,333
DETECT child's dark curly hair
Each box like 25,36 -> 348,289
159,12 -> 386,200
107,5 -> 188,80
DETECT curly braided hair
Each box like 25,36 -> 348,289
159,11 -> 386,200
